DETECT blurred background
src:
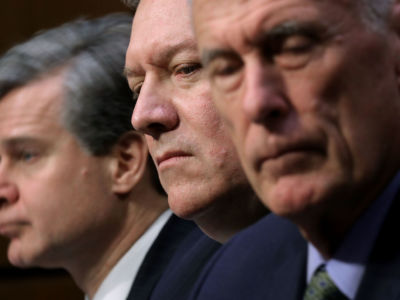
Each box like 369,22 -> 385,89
0,1 -> 131,299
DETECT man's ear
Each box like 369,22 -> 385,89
110,131 -> 148,195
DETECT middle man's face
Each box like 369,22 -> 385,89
125,0 -> 254,221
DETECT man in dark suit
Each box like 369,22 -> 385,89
0,14 -> 219,300
191,0 -> 400,298
122,0 -> 269,298
123,0 -> 268,245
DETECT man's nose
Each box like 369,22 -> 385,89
242,62 -> 289,124
0,174 -> 19,206
131,78 -> 179,138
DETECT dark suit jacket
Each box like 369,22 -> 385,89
127,214 -> 221,300
149,225 -> 221,300
355,190 -> 400,300
190,192 -> 400,300
189,214 -> 307,300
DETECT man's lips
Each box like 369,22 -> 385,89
156,151 -> 193,167
255,140 -> 325,170
0,221 -> 27,237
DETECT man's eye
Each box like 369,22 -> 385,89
270,35 -> 317,69
175,63 -> 202,76
209,59 -> 243,92
133,83 -> 143,97
213,62 -> 241,77
281,35 -> 315,54
18,151 -> 38,162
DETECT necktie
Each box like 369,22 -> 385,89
303,266 -> 349,300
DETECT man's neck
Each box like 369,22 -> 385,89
297,170 -> 400,259
196,185 -> 268,243
68,202 -> 168,298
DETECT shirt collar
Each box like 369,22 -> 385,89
86,209 -> 173,300
307,171 -> 400,299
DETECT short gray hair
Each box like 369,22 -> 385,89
0,13 -> 165,195
359,0 -> 395,31
0,13 -> 133,156
121,0 -> 140,11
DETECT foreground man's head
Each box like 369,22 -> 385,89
0,14 -> 168,297
193,0 -> 400,255
124,0 -> 268,242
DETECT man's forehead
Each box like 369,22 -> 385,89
193,0 -> 355,17
126,39 -> 198,77
133,0 -> 192,30
127,0 -> 197,71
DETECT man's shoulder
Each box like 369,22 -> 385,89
127,214 -> 209,300
149,217 -> 221,300
216,213 -> 304,258
190,214 -> 307,300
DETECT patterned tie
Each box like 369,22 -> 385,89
303,266 -> 349,300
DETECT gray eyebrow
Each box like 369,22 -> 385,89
264,21 -> 304,39
200,22 -> 306,67
256,20 -> 326,46
124,39 -> 199,79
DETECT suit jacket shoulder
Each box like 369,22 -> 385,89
149,227 -> 221,300
190,214 -> 307,300
356,191 -> 400,300
127,214 -> 220,300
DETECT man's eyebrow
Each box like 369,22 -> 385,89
200,23 -> 306,67
201,49 -> 237,67
264,21 -> 304,39
157,40 -> 198,64
124,39 -> 199,79
1,137 -> 42,148
256,21 -> 325,46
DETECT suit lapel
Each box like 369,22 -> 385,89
263,222 -> 307,300
356,191 -> 400,300
149,231 -> 221,300
126,215 -> 197,300
271,244 -> 307,300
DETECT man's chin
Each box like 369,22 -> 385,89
8,251 -> 32,269
167,191 -> 213,220
8,243 -> 48,269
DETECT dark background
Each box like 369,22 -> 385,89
0,1 -> 131,299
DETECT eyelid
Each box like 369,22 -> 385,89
209,55 -> 243,79
129,77 -> 144,96
133,82 -> 143,95
10,148 -> 40,164
173,63 -> 202,75
280,34 -> 316,52
263,21 -> 323,48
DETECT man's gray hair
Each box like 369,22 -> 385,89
121,0 -> 140,11
187,0 -> 394,32
360,0 -> 395,31
0,13 -> 133,156
0,13 -> 165,195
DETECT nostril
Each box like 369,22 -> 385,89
0,197 -> 7,209
269,109 -> 282,118
0,184 -> 19,205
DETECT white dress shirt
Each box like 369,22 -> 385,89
85,209 -> 173,300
